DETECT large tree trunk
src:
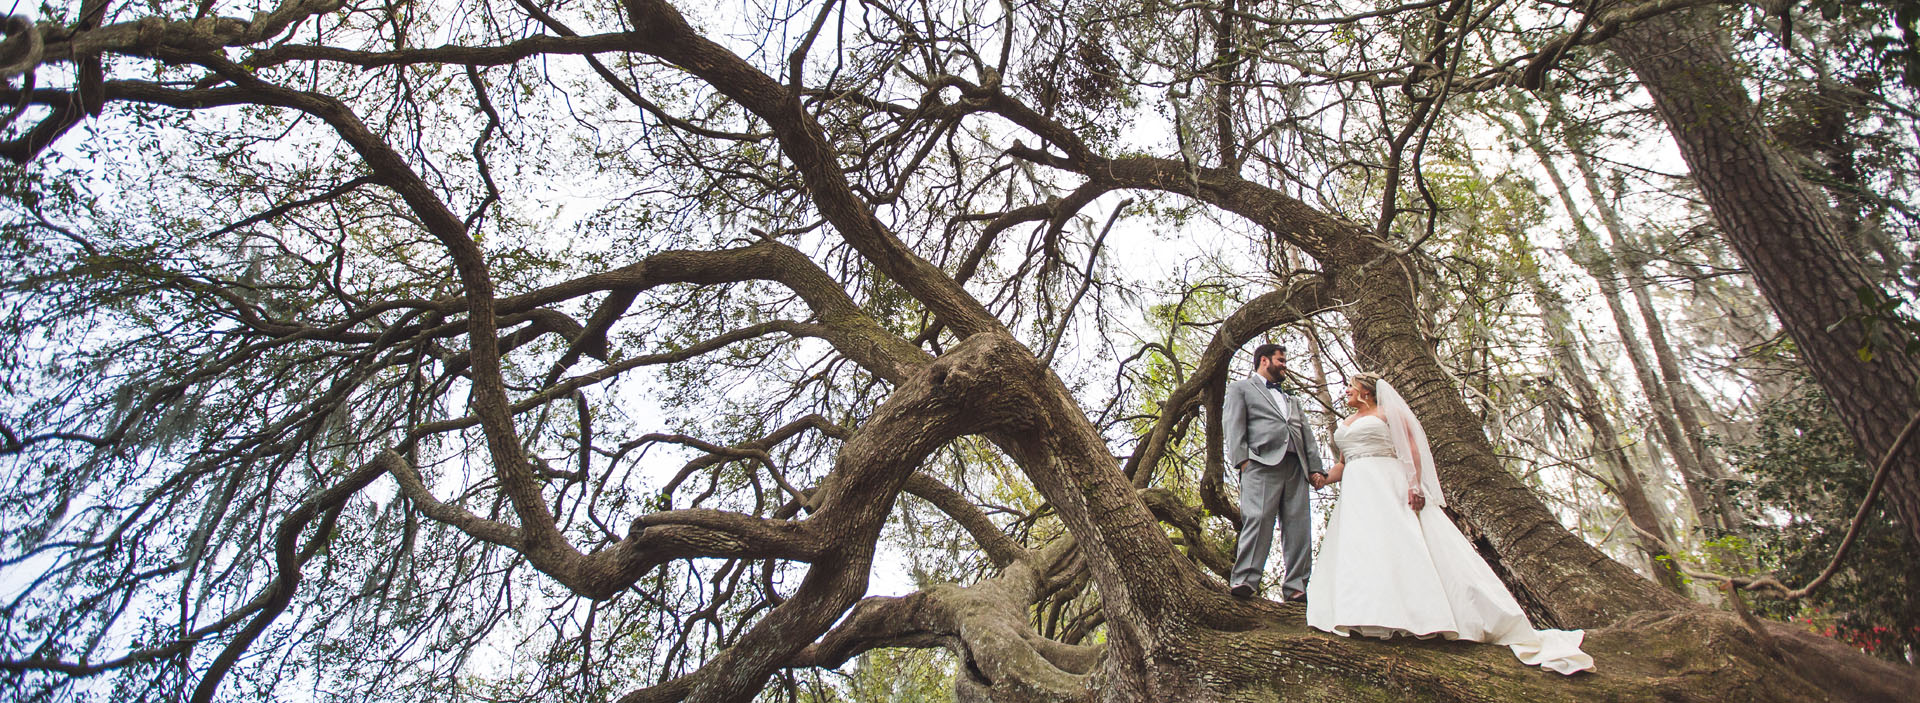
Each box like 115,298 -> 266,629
1610,8 -> 1920,548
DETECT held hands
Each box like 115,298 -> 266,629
1311,464 -> 1341,489
1408,488 -> 1426,511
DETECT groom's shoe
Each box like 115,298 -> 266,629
1229,584 -> 1256,599
1282,591 -> 1307,604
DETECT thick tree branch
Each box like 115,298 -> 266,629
246,32 -> 636,69
1140,487 -> 1233,579
636,333 -> 1050,702
785,544 -> 1096,700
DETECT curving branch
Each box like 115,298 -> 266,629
903,471 -> 1026,568
187,451 -> 401,703
784,547 -> 1098,702
245,32 -> 637,69
650,413 -> 852,509
0,452 -> 401,681
629,333 -> 1051,702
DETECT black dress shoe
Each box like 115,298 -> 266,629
1230,584 -> 1255,598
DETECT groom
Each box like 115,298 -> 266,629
1224,343 -> 1327,602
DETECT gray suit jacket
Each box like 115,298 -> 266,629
1224,376 -> 1326,476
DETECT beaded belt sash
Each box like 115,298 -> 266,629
1344,449 -> 1398,460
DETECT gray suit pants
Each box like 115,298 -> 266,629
1233,453 -> 1312,595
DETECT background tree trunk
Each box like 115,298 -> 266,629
1610,7 -> 1920,548
1514,230 -> 1689,594
1494,104 -> 1720,532
1570,148 -> 1745,530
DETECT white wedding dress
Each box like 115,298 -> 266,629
1307,414 -> 1594,675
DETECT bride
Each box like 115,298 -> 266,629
1307,372 -> 1594,675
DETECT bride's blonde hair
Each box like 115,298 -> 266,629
1350,372 -> 1383,401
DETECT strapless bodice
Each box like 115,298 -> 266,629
1333,414 -> 1396,458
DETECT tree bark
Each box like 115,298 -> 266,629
1610,7 -> 1920,548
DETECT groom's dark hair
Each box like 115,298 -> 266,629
1252,343 -> 1285,370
